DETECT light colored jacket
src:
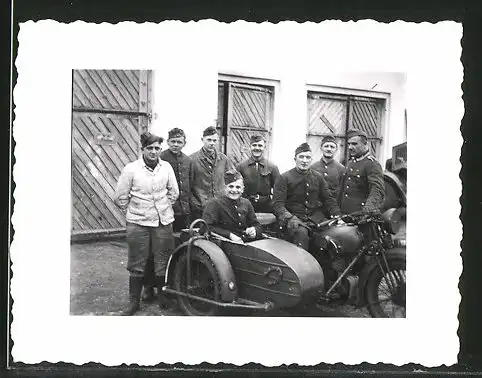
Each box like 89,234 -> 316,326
114,158 -> 179,227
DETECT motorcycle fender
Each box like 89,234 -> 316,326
356,247 -> 406,305
165,239 -> 237,303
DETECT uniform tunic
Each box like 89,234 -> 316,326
311,158 -> 345,199
160,149 -> 193,230
339,151 -> 385,214
236,156 -> 281,213
272,167 -> 341,225
203,195 -> 262,239
190,148 -> 234,216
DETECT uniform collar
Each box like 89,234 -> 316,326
295,167 -> 311,175
351,150 -> 371,163
321,157 -> 334,166
248,156 -> 266,166
166,149 -> 182,158
221,194 -> 241,206
201,147 -> 218,160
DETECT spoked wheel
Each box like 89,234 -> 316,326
365,257 -> 406,318
173,246 -> 221,316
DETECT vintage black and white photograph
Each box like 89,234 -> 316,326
69,69 -> 407,319
11,20 -> 462,366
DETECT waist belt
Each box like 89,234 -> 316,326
248,194 -> 271,202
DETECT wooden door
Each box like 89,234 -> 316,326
71,69 -> 152,237
218,81 -> 274,165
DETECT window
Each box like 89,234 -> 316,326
217,79 -> 274,165
307,91 -> 386,164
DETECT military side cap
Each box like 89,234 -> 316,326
321,135 -> 337,146
202,126 -> 218,137
168,127 -> 186,139
250,134 -> 265,143
346,129 -> 368,139
295,142 -> 311,156
224,170 -> 243,185
140,132 -> 163,148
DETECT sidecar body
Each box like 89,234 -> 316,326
163,224 -> 324,315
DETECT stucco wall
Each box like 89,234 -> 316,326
148,25 -> 406,173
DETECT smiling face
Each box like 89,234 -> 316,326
202,133 -> 219,152
321,141 -> 337,160
142,141 -> 162,165
347,135 -> 368,158
167,136 -> 186,155
225,178 -> 244,200
250,140 -> 266,159
294,151 -> 312,171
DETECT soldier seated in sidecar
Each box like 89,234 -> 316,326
160,170 -> 324,316
201,170 -> 263,243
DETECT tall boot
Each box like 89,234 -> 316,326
142,254 -> 156,303
156,275 -> 170,310
121,276 -> 143,316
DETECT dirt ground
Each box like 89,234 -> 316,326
70,239 -> 370,317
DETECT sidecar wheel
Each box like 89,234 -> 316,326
365,257 -> 406,318
173,246 -> 222,316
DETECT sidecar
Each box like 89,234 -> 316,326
162,219 -> 323,316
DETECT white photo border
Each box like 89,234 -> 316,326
11,20 -> 462,367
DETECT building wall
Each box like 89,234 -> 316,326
149,64 -> 406,173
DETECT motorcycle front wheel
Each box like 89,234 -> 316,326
365,256 -> 406,318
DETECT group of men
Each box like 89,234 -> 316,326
139,125 -> 386,302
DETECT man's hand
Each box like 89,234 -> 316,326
287,216 -> 304,231
245,227 -> 257,239
229,233 -> 243,242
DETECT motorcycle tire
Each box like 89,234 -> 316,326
173,246 -> 222,316
364,256 -> 406,318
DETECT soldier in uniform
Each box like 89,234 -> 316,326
339,129 -> 385,214
160,128 -> 192,231
236,135 -> 281,213
272,142 -> 341,251
311,135 -> 345,199
190,126 -> 235,221
203,170 -> 263,242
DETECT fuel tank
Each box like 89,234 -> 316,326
316,224 -> 364,254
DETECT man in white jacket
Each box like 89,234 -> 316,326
114,132 -> 179,316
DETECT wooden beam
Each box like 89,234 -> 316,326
72,106 -> 149,117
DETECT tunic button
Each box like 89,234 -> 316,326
345,194 -> 348,197
325,165 -> 328,169
350,168 -> 353,171
357,175 -> 360,178
346,186 -> 349,188
324,173 -> 328,176
238,213 -> 241,216
348,177 -> 351,180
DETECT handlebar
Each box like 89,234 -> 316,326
188,218 -> 209,237
316,210 -> 382,229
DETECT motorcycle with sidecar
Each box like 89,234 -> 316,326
161,182 -> 406,318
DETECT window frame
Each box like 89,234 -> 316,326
306,84 -> 390,163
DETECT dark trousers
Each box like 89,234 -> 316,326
144,214 -> 190,287
126,222 -> 174,278
287,225 -> 310,251
249,199 -> 273,214
172,214 -> 191,232
190,209 -> 204,223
